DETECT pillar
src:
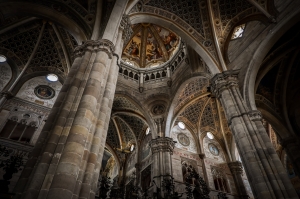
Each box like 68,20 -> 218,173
149,137 -> 175,197
13,2 -> 130,198
228,161 -> 248,199
166,66 -> 172,87
139,72 -> 144,93
210,70 -> 298,199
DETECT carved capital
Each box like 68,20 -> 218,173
228,161 -> 244,175
73,39 -> 115,58
1,91 -> 14,99
150,137 -> 175,155
210,70 -> 240,98
120,14 -> 133,45
248,110 -> 262,121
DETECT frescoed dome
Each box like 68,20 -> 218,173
122,23 -> 180,68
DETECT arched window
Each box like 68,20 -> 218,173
212,168 -> 229,193
0,116 -> 37,143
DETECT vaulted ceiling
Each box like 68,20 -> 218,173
255,21 -> 300,137
106,96 -> 149,152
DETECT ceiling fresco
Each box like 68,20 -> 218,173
122,23 -> 180,68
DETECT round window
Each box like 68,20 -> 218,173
178,122 -> 186,129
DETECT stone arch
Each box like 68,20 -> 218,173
223,15 -> 269,64
202,133 -> 227,163
165,74 -> 210,137
105,143 -> 121,175
0,62 -> 13,92
114,92 -> 156,138
170,123 -> 199,154
241,9 -> 300,110
258,107 -> 292,140
0,2 -> 88,43
128,13 -> 220,75
0,48 -> 21,91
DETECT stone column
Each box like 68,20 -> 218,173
154,118 -> 164,137
281,136 -> 300,176
149,137 -> 175,196
87,21 -> 129,198
139,72 -> 144,93
14,1 -> 129,198
228,161 -> 248,199
14,45 -> 96,199
210,70 -> 298,199
167,66 -> 172,87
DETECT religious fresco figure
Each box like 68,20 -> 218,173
163,32 -> 178,53
126,40 -> 140,57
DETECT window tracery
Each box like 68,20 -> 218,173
211,167 -> 229,193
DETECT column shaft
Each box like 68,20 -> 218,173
211,70 -> 298,199
46,41 -> 114,199
16,52 -> 91,199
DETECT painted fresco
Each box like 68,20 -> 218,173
122,23 -> 180,68
122,30 -> 141,67
145,29 -> 164,67
155,25 -> 179,57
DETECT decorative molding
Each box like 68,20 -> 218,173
210,70 -> 240,98
228,161 -> 244,175
3,97 -> 51,117
248,110 -> 262,121
73,39 -> 115,58
149,137 -> 175,154
152,104 -> 165,115
120,15 -> 133,45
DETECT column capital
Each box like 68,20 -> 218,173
150,137 -> 175,155
228,161 -> 244,175
210,70 -> 240,98
73,39 -> 115,58
119,14 -> 133,45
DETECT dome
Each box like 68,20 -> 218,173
122,23 -> 180,68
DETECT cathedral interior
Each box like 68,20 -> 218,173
0,0 -> 300,199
